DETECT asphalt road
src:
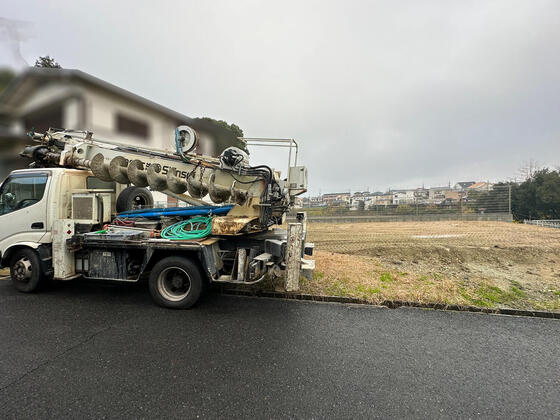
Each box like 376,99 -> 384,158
0,277 -> 559,419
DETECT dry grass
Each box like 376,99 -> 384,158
300,221 -> 560,311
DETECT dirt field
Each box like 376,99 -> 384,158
301,221 -> 560,311
1,222 -> 558,311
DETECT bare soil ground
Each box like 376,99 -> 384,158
301,221 -> 560,311
1,222 -> 558,311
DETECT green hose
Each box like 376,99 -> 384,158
161,216 -> 213,240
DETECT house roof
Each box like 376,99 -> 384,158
455,181 -> 475,188
391,189 -> 415,193
468,182 -> 490,189
322,192 -> 350,197
0,67 -> 194,125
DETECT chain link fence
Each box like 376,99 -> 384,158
301,185 -> 512,219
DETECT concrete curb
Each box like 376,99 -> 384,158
220,289 -> 560,319
2,275 -> 555,319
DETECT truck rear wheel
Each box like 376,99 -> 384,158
10,248 -> 44,293
148,256 -> 203,309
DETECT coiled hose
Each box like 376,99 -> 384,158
161,216 -> 212,240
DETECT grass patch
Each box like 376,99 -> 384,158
354,284 -> 381,298
380,272 -> 394,283
296,246 -> 560,312
511,280 -> 524,289
460,284 -> 527,308
326,278 -> 352,297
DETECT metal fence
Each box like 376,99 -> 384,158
299,185 -> 512,219
524,219 -> 560,229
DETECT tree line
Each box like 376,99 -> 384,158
456,169 -> 560,221
510,169 -> 560,221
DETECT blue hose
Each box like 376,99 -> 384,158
117,205 -> 233,219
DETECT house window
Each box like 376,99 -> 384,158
116,113 -> 149,139
23,105 -> 63,133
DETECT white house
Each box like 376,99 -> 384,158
0,68 -> 218,183
392,189 -> 415,205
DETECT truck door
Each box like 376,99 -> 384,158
0,172 -> 50,253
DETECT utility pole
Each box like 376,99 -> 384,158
508,184 -> 512,214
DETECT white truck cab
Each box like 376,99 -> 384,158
0,168 -> 119,289
0,168 -> 117,251
0,169 -> 52,256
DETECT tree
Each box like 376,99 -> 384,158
34,55 -> 61,68
511,169 -> 560,221
0,68 -> 16,92
192,117 -> 248,155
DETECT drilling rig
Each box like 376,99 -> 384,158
0,127 -> 313,309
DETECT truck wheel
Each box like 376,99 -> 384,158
116,186 -> 153,213
148,256 -> 203,309
10,248 -> 44,293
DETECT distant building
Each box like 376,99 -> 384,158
293,197 -> 304,208
322,192 -> 351,206
392,189 -> 416,205
350,191 -> 379,209
454,181 -> 475,191
468,182 -> 493,192
429,186 -> 453,203
443,190 -> 461,203
413,188 -> 429,204
304,180 -> 493,209
371,194 -> 393,206
309,196 -> 326,207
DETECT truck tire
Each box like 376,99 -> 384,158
148,256 -> 203,309
116,186 -> 153,213
10,248 -> 44,293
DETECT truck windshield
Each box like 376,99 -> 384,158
0,174 -> 48,216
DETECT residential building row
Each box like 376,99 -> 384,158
299,181 -> 495,209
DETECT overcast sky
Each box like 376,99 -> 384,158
1,1 -> 559,194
